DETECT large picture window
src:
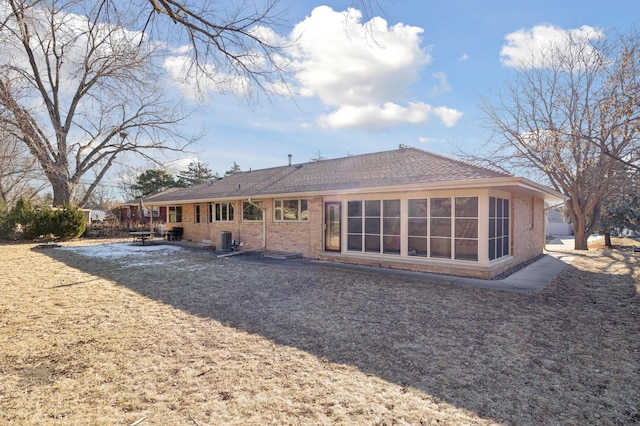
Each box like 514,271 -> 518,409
168,206 -> 182,223
408,199 -> 428,256
275,199 -> 308,221
347,199 -> 400,255
489,197 -> 510,260
430,198 -> 451,258
243,200 -> 263,221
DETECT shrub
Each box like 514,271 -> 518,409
54,203 -> 86,240
0,199 -> 86,240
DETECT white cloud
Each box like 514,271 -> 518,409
500,24 -> 604,68
429,72 -> 452,97
459,53 -> 469,61
163,53 -> 250,100
319,102 -> 462,129
290,6 -> 461,130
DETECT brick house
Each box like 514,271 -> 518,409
141,147 -> 565,278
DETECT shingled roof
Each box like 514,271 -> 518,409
143,148 -> 534,204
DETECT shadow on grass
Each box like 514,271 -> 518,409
43,245 -> 640,424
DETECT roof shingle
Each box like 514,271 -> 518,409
145,148 -> 513,203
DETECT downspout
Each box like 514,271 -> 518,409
247,198 -> 266,250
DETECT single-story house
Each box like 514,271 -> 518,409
141,147 -> 565,278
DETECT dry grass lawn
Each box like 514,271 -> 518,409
1,238 -> 639,425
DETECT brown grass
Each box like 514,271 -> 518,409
1,239 -> 639,425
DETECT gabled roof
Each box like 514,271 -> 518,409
143,147 -> 564,203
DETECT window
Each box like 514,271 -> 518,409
347,199 -> 400,255
168,206 -> 182,223
213,202 -> 234,222
195,204 -> 201,224
455,197 -> 478,261
243,200 -> 263,221
275,199 -> 308,221
408,199 -> 428,257
430,198 -> 451,258
489,197 -> 510,260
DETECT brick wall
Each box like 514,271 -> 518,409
264,196 -> 323,257
511,194 -> 545,264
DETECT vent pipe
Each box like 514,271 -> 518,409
288,154 -> 292,166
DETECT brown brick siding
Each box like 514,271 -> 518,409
170,193 -> 547,279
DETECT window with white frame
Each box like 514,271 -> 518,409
242,200 -> 263,221
212,202 -> 234,222
168,206 -> 182,223
274,199 -> 308,221
454,197 -> 478,261
489,197 -> 510,260
347,199 -> 400,255
195,204 -> 202,223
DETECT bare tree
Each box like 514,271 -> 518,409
0,117 -> 47,206
0,0 -> 194,207
468,29 -> 637,250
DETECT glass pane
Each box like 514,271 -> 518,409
497,219 -> 503,237
504,218 -> 509,236
497,198 -> 503,217
348,218 -> 362,233
348,235 -> 362,251
455,197 -> 478,217
228,203 -> 234,221
222,203 -> 228,220
503,235 -> 509,256
408,237 -> 427,257
216,203 -> 221,221
383,218 -> 400,236
300,200 -> 308,221
408,218 -> 427,237
243,201 -> 263,221
365,200 -> 380,216
275,200 -> 282,221
489,238 -> 496,260
455,239 -> 478,261
383,235 -> 400,254
430,237 -> 451,258
365,235 -> 380,252
496,237 -> 503,258
430,218 -> 451,237
431,198 -> 451,217
348,201 -> 362,217
365,218 -> 380,234
504,199 -> 510,218
489,217 -> 496,238
489,197 -> 496,217
283,200 -> 298,220
455,218 -> 478,238
383,199 -> 400,217
408,199 -> 428,218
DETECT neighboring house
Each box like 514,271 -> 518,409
546,208 -> 573,236
119,204 -> 167,227
142,147 -> 565,278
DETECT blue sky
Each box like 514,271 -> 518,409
162,0 -> 639,176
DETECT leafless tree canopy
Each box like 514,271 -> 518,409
467,28 -> 640,250
0,0 -> 194,207
0,118 -> 46,206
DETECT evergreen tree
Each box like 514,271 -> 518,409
131,169 -> 177,197
176,161 -> 217,187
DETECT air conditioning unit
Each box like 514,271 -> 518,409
217,231 -> 232,252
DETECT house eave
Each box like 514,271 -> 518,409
141,176 -> 565,205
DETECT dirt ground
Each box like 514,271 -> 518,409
1,238 -> 639,425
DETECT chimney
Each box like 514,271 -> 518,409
288,154 -> 292,166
